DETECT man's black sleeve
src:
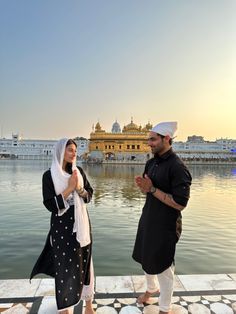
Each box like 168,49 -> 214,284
170,162 -> 192,207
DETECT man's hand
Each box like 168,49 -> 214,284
135,174 -> 153,193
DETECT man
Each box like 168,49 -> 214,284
132,121 -> 192,314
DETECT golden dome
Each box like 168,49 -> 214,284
94,122 -> 105,133
95,122 -> 102,131
122,118 -> 140,133
142,121 -> 153,132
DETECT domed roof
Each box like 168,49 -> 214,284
142,121 -> 153,132
95,122 -> 102,131
123,118 -> 140,133
94,121 -> 105,133
111,120 -> 121,133
145,122 -> 152,130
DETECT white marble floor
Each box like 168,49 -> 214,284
86,294 -> 236,314
0,274 -> 236,313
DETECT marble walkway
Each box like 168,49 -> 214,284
0,274 -> 236,313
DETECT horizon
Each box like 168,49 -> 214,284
0,0 -> 235,141
1,120 -> 235,143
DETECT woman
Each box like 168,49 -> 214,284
30,138 -> 95,314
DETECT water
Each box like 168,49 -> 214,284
0,160 -> 236,279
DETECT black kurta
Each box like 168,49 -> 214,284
132,149 -> 192,274
30,166 -> 93,310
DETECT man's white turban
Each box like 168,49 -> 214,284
151,121 -> 177,138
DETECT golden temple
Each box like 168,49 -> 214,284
89,118 -> 152,161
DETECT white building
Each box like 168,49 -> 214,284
74,137 -> 89,158
0,133 -> 235,162
0,134 -> 89,160
173,136 -> 236,161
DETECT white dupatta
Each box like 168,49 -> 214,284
50,138 -> 91,247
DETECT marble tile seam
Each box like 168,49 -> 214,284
0,274 -> 236,299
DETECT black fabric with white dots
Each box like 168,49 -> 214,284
51,206 -> 92,310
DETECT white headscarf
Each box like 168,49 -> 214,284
50,138 -> 91,247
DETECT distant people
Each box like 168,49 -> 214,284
30,138 -> 95,314
132,122 -> 192,314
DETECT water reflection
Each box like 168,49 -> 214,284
2,160 -> 235,179
83,163 -> 143,179
83,164 -> 144,204
188,164 -> 236,178
0,159 -> 51,173
0,160 -> 236,278
0,160 -> 51,193
84,163 -> 236,180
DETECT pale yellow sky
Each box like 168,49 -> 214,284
0,0 -> 235,141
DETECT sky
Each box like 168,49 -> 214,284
0,0 -> 235,141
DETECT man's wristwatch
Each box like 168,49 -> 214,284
150,186 -> 157,194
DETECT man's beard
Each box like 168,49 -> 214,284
151,147 -> 161,155
151,144 -> 164,156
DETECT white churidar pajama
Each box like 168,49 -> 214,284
145,264 -> 174,312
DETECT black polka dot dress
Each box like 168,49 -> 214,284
30,167 -> 93,311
